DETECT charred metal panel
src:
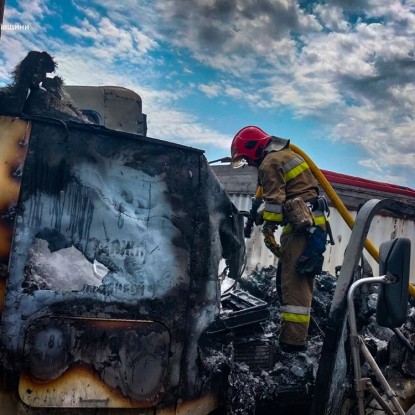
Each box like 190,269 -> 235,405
20,317 -> 170,407
0,0 -> 4,29
0,119 -> 245,410
234,339 -> 275,375
0,116 -> 31,314
206,290 -> 269,334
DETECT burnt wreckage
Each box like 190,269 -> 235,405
0,51 -> 245,414
1,51 -> 415,415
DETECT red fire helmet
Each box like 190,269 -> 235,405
230,126 -> 271,168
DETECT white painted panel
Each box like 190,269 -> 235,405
230,195 -> 415,281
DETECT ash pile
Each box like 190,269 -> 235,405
200,266 -> 336,414
200,265 -> 415,414
360,304 -> 415,414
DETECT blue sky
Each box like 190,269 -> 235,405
1,0 -> 415,188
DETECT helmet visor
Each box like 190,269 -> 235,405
231,157 -> 247,169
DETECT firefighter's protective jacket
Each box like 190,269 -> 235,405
258,147 -> 319,223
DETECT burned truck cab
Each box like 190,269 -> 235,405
0,114 -> 244,413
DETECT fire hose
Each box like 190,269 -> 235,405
289,143 -> 415,299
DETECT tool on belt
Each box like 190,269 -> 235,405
283,197 -> 314,230
282,196 -> 335,276
314,196 -> 335,246
295,226 -> 327,276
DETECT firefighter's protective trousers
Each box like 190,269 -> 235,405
279,219 -> 327,346
279,229 -> 313,346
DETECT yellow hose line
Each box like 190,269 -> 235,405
289,143 -> 415,297
290,144 -> 380,261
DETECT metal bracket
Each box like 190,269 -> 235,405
355,377 -> 371,392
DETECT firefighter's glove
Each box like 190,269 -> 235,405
255,209 -> 265,226
295,226 -> 327,277
244,198 -> 263,238
262,221 -> 281,258
244,221 -> 254,238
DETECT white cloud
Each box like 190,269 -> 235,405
199,83 -> 221,98
62,14 -> 158,62
6,0 -> 50,24
62,18 -> 101,41
358,159 -> 382,171
146,108 -> 230,149
314,4 -> 349,32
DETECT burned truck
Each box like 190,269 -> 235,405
2,51 -> 415,415
0,52 -> 245,414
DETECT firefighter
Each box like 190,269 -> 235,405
230,126 -> 328,353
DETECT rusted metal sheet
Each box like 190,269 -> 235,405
0,118 -> 245,412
